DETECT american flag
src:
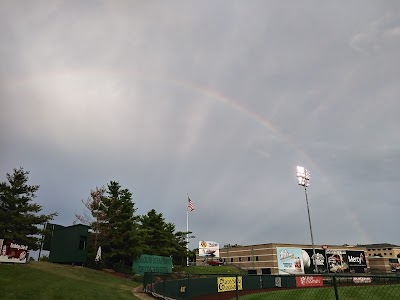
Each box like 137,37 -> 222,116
188,197 -> 194,211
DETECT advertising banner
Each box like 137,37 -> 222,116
353,277 -> 372,284
199,241 -> 220,257
277,248 -> 304,275
389,258 -> 400,272
325,249 -> 349,273
132,254 -> 172,275
217,276 -> 242,292
346,250 -> 367,273
0,239 -> 28,263
295,275 -> 324,288
346,251 -> 367,267
302,248 -> 327,274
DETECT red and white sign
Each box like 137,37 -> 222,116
296,276 -> 324,288
0,239 -> 28,264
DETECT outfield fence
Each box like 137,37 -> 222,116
143,272 -> 400,300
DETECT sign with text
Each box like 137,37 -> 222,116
199,241 -> 220,257
296,275 -> 324,288
0,239 -> 28,264
389,258 -> 400,272
346,251 -> 367,267
277,247 -> 304,275
278,247 -> 367,274
302,248 -> 327,274
353,277 -> 372,284
326,249 -> 349,273
217,276 -> 242,292
132,254 -> 172,275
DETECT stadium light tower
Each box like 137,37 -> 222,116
296,166 -> 318,273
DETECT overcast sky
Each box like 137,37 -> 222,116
1,1 -> 400,252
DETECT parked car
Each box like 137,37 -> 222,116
207,259 -> 224,266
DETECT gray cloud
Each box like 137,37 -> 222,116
1,1 -> 400,251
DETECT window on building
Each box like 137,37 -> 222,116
78,236 -> 87,250
384,253 -> 387,256
248,257 -> 251,261
223,258 -> 226,262
256,256 -> 259,261
231,258 -> 233,262
239,257 -> 242,262
390,253 -> 392,256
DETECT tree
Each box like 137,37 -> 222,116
140,209 -> 174,256
74,186 -> 106,249
140,209 -> 189,265
78,181 -> 142,266
0,168 -> 57,250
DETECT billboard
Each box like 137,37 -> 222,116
277,247 -> 304,274
0,239 -> 28,263
346,250 -> 367,273
389,258 -> 400,272
302,248 -> 328,274
277,247 -> 367,274
132,254 -> 172,275
199,241 -> 220,257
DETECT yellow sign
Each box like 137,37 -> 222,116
217,277 -> 243,292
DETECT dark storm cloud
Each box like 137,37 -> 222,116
1,1 -> 400,252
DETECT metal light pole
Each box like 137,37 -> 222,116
296,166 -> 318,273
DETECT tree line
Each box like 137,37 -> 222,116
0,168 -> 192,267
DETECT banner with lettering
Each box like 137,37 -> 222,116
132,254 -> 172,275
0,239 -> 28,263
217,276 -> 242,292
389,258 -> 400,272
199,241 -> 220,257
276,247 -> 304,275
295,275 -> 323,287
325,249 -> 349,273
301,248 -> 328,274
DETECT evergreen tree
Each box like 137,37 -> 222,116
140,209 -> 189,265
94,181 -> 141,266
0,168 -> 57,250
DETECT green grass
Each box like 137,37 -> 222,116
0,261 -> 141,300
237,285 -> 400,300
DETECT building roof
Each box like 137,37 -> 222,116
360,243 -> 399,249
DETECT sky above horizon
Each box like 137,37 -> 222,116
1,1 -> 400,251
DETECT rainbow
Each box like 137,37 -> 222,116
4,69 -> 370,243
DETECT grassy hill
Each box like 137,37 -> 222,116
0,261 -> 141,300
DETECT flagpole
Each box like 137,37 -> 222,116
186,194 -> 189,267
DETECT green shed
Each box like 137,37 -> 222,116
43,223 -> 89,264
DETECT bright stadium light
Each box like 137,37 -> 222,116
296,166 -> 318,273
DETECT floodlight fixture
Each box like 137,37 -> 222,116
296,165 -> 318,273
296,166 -> 310,187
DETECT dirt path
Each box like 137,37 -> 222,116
132,286 -> 155,300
